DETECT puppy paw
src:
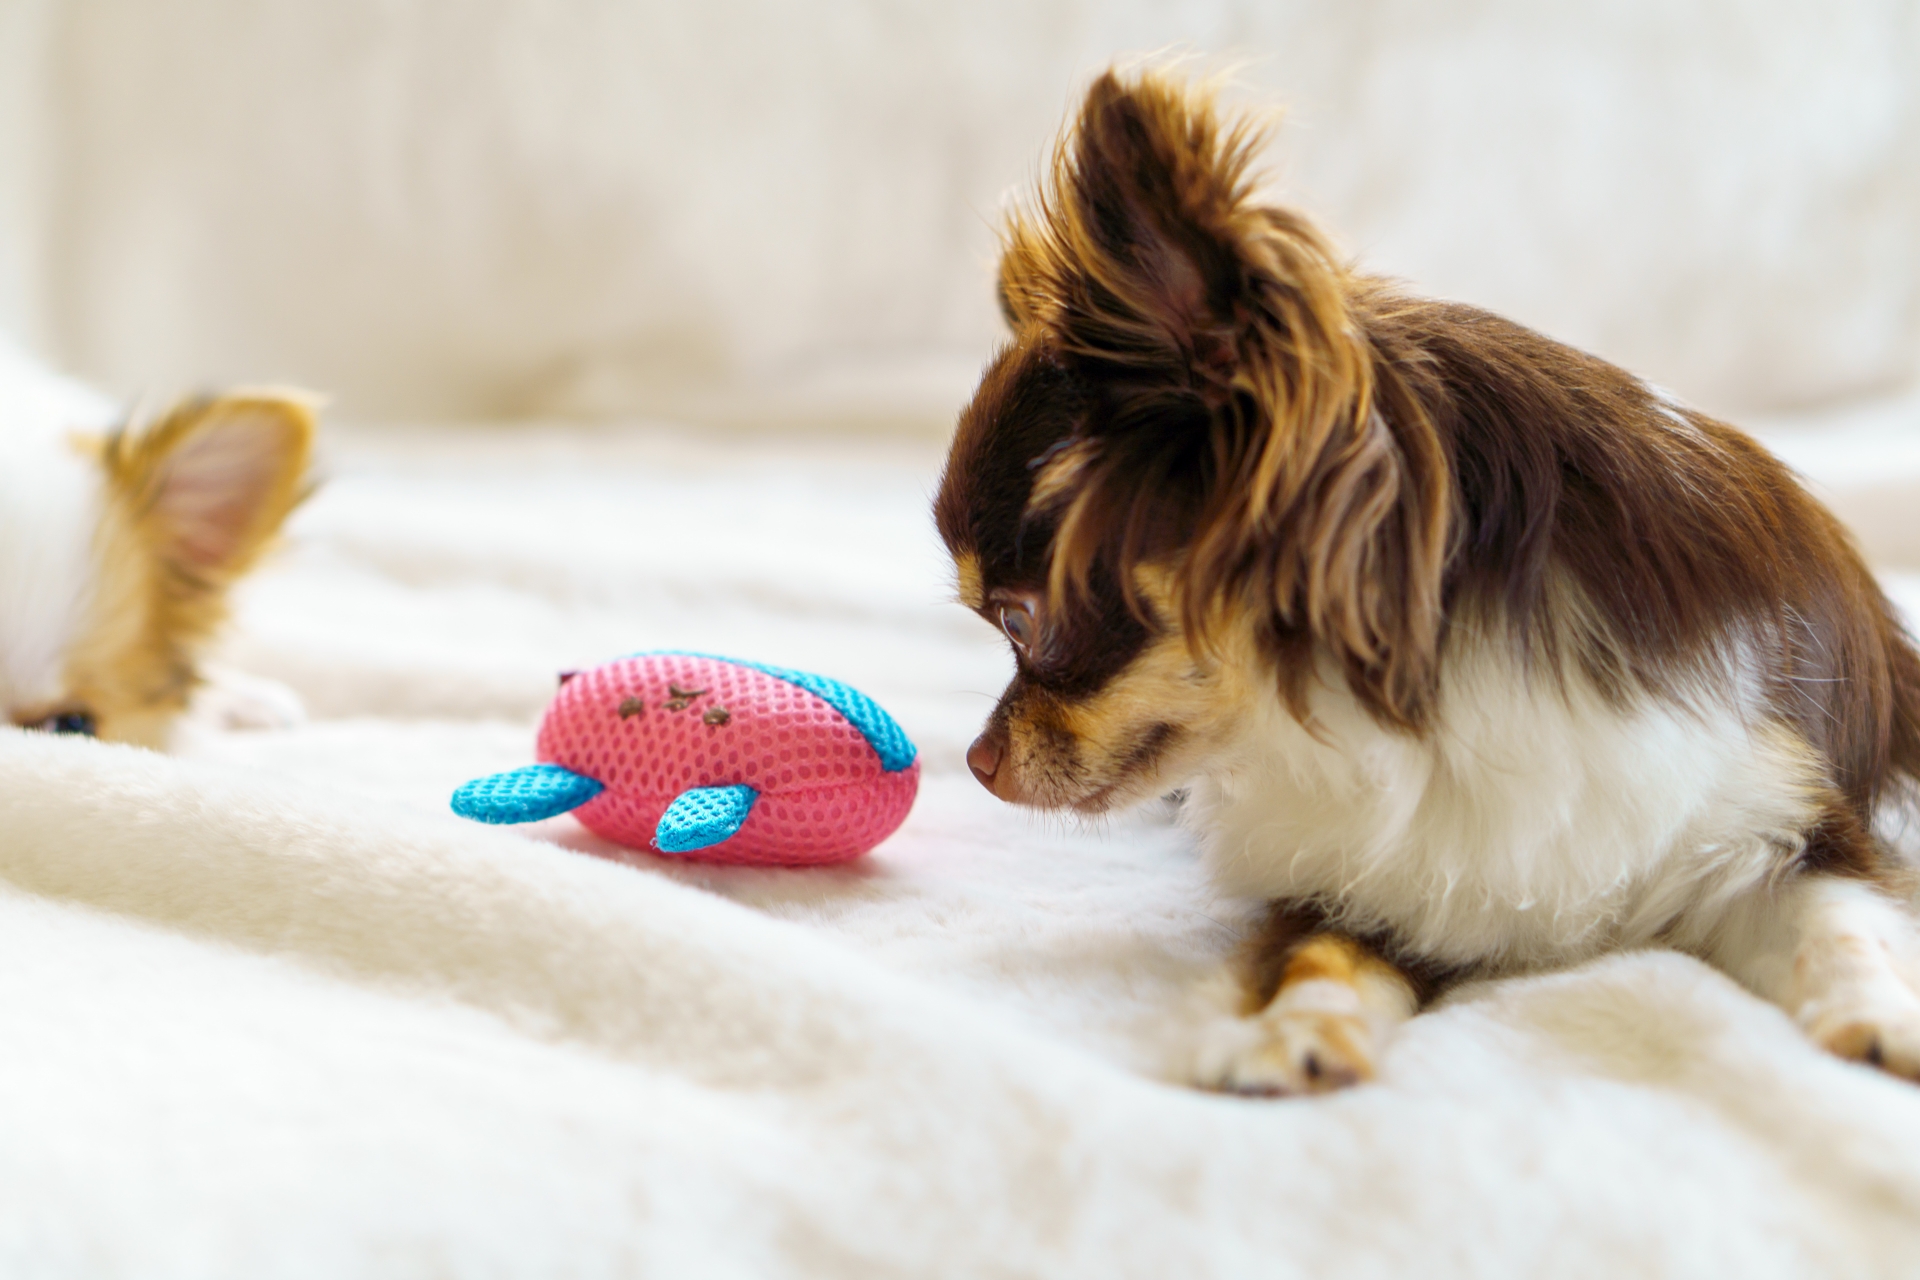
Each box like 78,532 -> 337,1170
1192,980 -> 1379,1097
188,664 -> 307,731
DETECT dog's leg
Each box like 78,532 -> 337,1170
1193,902 -> 1427,1096
1710,871 -> 1920,1079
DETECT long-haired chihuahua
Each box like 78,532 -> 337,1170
2,350 -> 313,750
936,69 -> 1920,1095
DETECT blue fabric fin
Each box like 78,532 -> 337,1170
452,764 -> 604,824
654,784 -> 759,854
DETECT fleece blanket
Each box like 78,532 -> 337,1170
7,413 -> 1920,1278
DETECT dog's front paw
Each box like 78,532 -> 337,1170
1799,979 -> 1920,1080
1193,980 -> 1379,1097
188,663 -> 307,731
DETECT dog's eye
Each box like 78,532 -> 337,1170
999,599 -> 1037,652
30,710 -> 97,736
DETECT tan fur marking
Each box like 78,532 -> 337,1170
999,570 -> 1260,810
974,561 -> 1282,812
1025,438 -> 1101,515
1023,630 -> 1224,811
953,551 -> 985,611
1277,935 -> 1365,992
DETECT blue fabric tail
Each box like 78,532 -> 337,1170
452,764 -> 604,824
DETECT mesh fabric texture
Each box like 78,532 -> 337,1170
637,651 -> 917,772
534,653 -> 919,865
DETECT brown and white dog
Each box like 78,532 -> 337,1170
936,70 -> 1920,1095
0,343 -> 313,749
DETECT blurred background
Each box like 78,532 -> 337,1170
0,0 -> 1917,433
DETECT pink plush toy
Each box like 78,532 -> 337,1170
452,652 -> 919,865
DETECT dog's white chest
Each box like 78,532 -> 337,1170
1188,644 -> 1824,969
0,344 -> 112,711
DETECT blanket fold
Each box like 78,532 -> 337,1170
7,420 -> 1920,1277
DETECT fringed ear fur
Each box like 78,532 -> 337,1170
103,391 -> 316,589
97,388 -> 317,689
1009,69 -> 1451,729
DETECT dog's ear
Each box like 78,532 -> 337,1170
1000,71 -> 1340,381
1009,71 -> 1451,731
105,391 -> 316,590
995,259 -> 1030,331
1056,69 -> 1252,368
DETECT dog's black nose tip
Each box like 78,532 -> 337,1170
966,735 -> 1002,792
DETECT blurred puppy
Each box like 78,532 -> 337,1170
0,345 -> 313,748
937,69 -> 1920,1094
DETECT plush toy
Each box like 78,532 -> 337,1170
451,652 -> 919,865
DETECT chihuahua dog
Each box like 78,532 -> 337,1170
0,343 -> 313,749
936,70 -> 1920,1095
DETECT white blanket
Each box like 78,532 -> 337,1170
7,418 -> 1920,1277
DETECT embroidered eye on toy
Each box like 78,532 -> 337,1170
451,652 -> 920,865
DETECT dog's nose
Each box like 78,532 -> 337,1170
966,734 -> 1002,792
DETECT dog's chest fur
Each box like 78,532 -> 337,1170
1188,634 -> 1827,972
0,361 -> 109,711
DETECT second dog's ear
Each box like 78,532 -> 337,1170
105,391 -> 316,586
61,390 -> 317,747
